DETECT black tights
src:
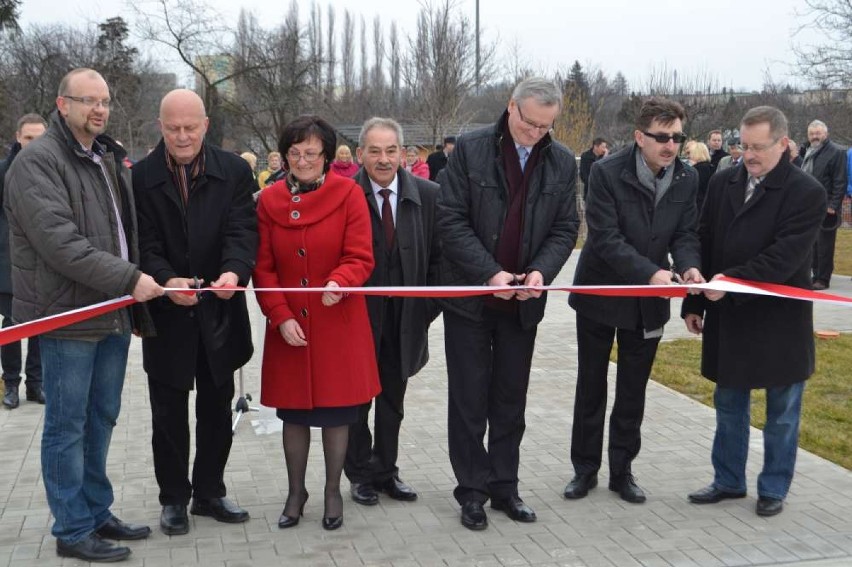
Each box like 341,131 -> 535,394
282,423 -> 349,519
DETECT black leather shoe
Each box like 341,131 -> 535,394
460,501 -> 488,530
25,385 -> 45,404
278,491 -> 308,529
350,482 -> 379,506
756,496 -> 784,517
491,496 -> 536,522
95,515 -> 151,540
190,497 -> 249,523
321,515 -> 343,530
2,385 -> 19,409
563,473 -> 598,499
688,485 -> 747,504
374,476 -> 418,501
160,504 -> 189,535
56,534 -> 131,562
812,281 -> 828,291
609,474 -> 646,503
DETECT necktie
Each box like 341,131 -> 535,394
379,188 -> 395,250
519,147 -> 529,171
744,176 -> 758,203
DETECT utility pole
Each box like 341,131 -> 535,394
475,0 -> 480,92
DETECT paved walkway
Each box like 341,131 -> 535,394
0,258 -> 851,566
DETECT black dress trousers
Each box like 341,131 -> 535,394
571,313 -> 661,478
148,339 -> 235,505
444,307 -> 537,505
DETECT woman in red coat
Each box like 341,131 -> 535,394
253,115 -> 380,531
329,144 -> 360,177
404,146 -> 430,179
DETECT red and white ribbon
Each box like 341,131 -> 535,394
0,276 -> 847,346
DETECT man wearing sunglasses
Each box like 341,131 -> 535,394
437,77 -> 579,530
566,98 -> 703,505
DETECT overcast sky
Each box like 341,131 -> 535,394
18,0 -> 824,92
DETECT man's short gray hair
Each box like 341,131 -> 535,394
808,119 -> 828,132
511,77 -> 562,109
359,117 -> 404,147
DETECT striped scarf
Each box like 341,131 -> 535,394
165,146 -> 206,207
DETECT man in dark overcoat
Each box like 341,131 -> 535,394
438,77 -> 579,530
565,98 -> 704,504
801,119 -> 846,290
684,106 -> 825,517
133,89 -> 258,535
344,117 -> 441,506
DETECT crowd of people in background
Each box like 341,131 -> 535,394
0,68 -> 843,563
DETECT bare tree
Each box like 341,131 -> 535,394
794,0 -> 852,87
371,15 -> 385,94
388,21 -> 401,114
229,2 -> 313,152
401,0 -> 495,144
341,9 -> 355,100
133,0 -> 289,146
325,5 -> 336,104
307,1 -> 323,95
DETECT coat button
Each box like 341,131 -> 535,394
301,278 -> 308,286
300,308 -> 308,318
188,311 -> 194,318
292,195 -> 301,203
297,248 -> 306,257
291,210 -> 301,220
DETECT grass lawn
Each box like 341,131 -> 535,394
647,336 -> 852,470
833,228 -> 852,275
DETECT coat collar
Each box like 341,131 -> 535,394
48,110 -> 127,165
355,167 -> 422,207
725,150 -> 794,214
145,139 -> 229,187
620,143 -> 688,195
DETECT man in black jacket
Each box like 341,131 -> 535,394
0,113 -> 46,409
344,117 -> 441,507
565,98 -> 703,505
801,119 -> 847,290
133,89 -> 257,536
437,77 -> 579,530
579,137 -> 608,189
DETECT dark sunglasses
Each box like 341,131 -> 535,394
642,131 -> 687,144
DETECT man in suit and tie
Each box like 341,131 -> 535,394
716,139 -> 743,171
684,106 -> 825,517
345,117 -> 442,507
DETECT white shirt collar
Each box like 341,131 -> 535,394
369,173 -> 399,196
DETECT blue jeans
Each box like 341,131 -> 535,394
40,333 -> 131,544
711,381 -> 804,500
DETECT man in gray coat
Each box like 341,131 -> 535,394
344,117 -> 441,507
4,68 -> 163,562
684,106 -> 825,517
565,98 -> 703,504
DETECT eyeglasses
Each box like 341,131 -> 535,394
287,150 -> 323,163
741,139 -> 780,153
516,105 -> 554,133
62,95 -> 111,109
642,131 -> 687,144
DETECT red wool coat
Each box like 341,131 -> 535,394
253,172 -> 380,409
